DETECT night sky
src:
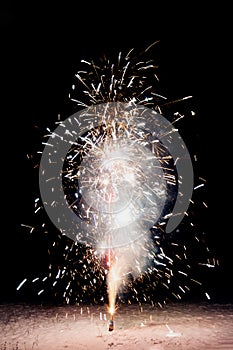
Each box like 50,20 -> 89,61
1,2 -> 231,304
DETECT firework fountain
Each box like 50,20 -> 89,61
18,42 -> 216,331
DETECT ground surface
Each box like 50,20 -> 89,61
0,302 -> 233,350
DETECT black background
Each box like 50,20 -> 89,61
1,2 -> 231,303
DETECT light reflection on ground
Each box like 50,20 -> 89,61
1,302 -> 233,349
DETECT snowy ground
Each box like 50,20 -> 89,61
1,302 -> 233,350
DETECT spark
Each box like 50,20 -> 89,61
34,207 -> 42,214
194,184 -> 205,190
16,278 -> 27,290
21,224 -> 35,233
32,278 -> 39,283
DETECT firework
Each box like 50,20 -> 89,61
109,314 -> 114,332
17,42 -> 217,315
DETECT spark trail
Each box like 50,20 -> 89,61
18,42 -> 217,313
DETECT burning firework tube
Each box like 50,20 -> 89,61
109,313 -> 114,331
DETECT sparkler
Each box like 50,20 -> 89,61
18,42 -> 217,329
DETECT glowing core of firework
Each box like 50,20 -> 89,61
79,132 -> 167,251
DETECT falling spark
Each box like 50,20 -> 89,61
16,278 -> 27,290
194,184 -> 205,190
21,224 -> 35,233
